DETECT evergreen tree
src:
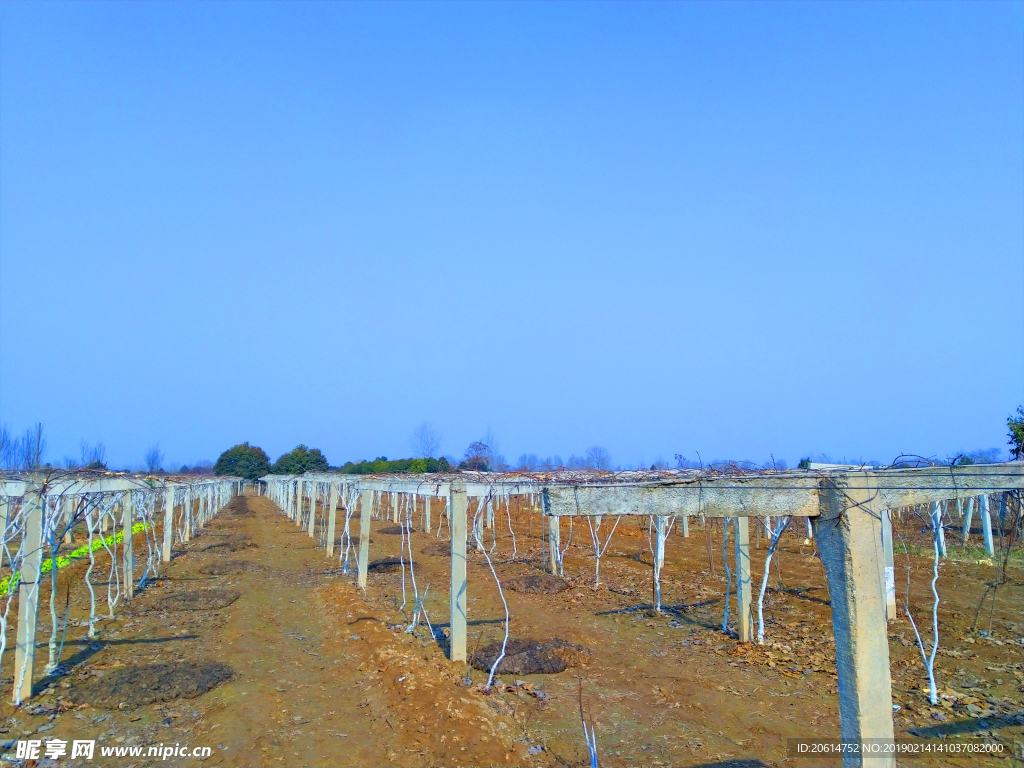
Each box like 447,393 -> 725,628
271,445 -> 329,474
214,443 -> 271,481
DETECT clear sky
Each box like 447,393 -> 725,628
1,1 -> 1021,471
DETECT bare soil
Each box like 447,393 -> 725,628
141,589 -> 243,613
503,574 -> 570,594
69,662 -> 234,709
470,639 -> 591,676
0,494 -> 1019,767
197,561 -> 268,576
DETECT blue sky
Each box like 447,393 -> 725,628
1,1 -> 1021,470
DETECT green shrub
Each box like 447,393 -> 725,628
338,456 -> 450,475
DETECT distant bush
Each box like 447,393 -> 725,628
271,445 -> 329,474
338,456 -> 451,475
214,443 -> 271,481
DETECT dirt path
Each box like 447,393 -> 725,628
186,495 -> 525,768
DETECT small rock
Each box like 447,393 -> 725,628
932,713 -> 947,721
36,723 -> 54,732
462,677 -> 473,686
350,635 -> 359,640
528,745 -> 544,755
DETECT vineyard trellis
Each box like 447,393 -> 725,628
0,470 -> 241,705
263,462 -> 1022,768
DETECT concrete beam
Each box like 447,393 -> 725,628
544,475 -> 819,518
542,463 -> 1023,518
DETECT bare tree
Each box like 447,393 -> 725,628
518,453 -> 540,471
80,441 -> 107,469
483,428 -> 500,470
463,441 -> 491,471
8,423 -> 47,470
0,424 -> 13,469
32,423 -> 45,468
144,444 -> 164,473
585,446 -> 612,470
410,422 -> 442,458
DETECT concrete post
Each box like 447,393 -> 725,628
357,490 -> 373,590
424,496 -> 431,534
296,481 -> 305,528
14,490 -> 44,704
183,489 -> 192,542
813,477 -> 895,768
307,482 -> 317,538
547,514 -> 560,574
161,487 -> 174,563
679,514 -> 689,537
962,496 -> 975,543
980,495 -> 994,555
880,510 -> 895,621
485,499 -> 493,529
449,485 -> 468,663
391,492 -> 398,524
62,499 -> 75,545
474,500 -> 484,551
734,517 -> 751,642
326,483 -> 338,557
122,493 -> 134,601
